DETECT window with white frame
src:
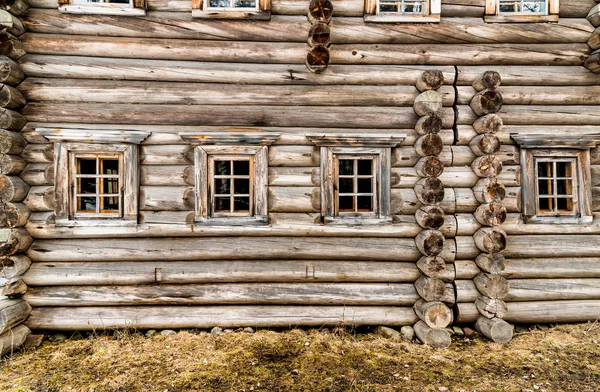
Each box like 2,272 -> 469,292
36,128 -> 151,226
365,0 -> 440,22
192,0 -> 270,19
59,0 -> 146,15
307,133 -> 406,225
511,134 -> 600,224
499,0 -> 547,14
485,0 -> 558,21
179,132 -> 280,225
206,0 -> 257,10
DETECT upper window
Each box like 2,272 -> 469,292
485,0 -> 558,22
365,0 -> 440,23
307,133 -> 406,225
37,128 -> 150,226
511,134 -> 600,224
58,0 -> 146,15
180,132 -> 280,225
192,0 -> 270,19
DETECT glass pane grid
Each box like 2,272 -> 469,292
535,159 -> 576,215
211,158 -> 252,216
337,158 -> 376,214
379,0 -> 426,14
499,0 -> 547,14
208,0 -> 257,9
74,156 -> 121,216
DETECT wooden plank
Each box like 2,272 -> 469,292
20,35 -> 588,66
24,283 -> 420,306
26,305 -> 419,330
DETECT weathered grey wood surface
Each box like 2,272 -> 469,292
0,324 -> 30,356
456,279 -> 600,302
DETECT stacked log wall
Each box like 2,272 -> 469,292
6,0 -> 600,336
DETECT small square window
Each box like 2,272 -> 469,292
485,0 -> 558,22
365,0 -> 440,23
335,156 -> 378,215
59,0 -> 146,16
209,156 -> 254,217
72,154 -> 123,218
534,157 -> 578,217
498,0 -> 547,14
192,0 -> 270,19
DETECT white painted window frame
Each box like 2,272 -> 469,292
364,0 -> 440,23
60,0 -> 146,16
192,0 -> 270,19
485,0 -> 558,22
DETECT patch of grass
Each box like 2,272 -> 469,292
1,323 -> 599,392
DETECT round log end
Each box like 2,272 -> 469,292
473,71 -> 501,91
470,134 -> 501,156
475,252 -> 506,274
415,134 -> 444,158
474,202 -> 507,227
414,320 -> 451,349
308,0 -> 333,24
475,317 -> 513,343
416,70 -> 445,92
472,155 -> 503,178
415,177 -> 445,205
474,178 -> 506,203
474,227 -> 507,253
308,22 -> 330,47
416,205 -> 445,229
473,114 -> 503,135
416,256 -> 447,278
415,113 -> 443,135
306,45 -> 330,74
413,90 -> 443,117
470,90 -> 504,117
415,156 -> 444,178
416,229 -> 445,257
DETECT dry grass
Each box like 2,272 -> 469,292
1,323 -> 599,392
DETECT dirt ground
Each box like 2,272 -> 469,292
0,322 -> 599,392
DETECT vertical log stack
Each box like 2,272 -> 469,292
412,70 -> 454,349
305,0 -> 332,73
585,1 -> 600,73
469,71 -> 513,344
0,0 -> 32,356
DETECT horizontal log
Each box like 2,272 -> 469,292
456,300 -> 600,324
0,323 -> 29,357
0,108 -> 25,130
20,143 -> 53,163
475,317 -> 512,344
0,175 -> 29,202
23,103 -> 454,129
18,78 -> 455,107
0,228 -> 33,256
414,299 -> 453,329
19,55 -> 457,85
0,32 -> 26,61
22,185 -> 54,212
20,163 -> 53,186
21,35 -> 588,66
26,237 -> 456,262
458,258 -> 600,280
22,11 -> 594,44
0,130 -> 26,155
504,235 -> 600,258
501,213 -> 600,235
456,66 -> 600,86
0,298 -> 31,335
0,153 -> 25,175
0,254 -> 30,281
24,283 -> 420,306
457,86 -> 600,105
268,186 -> 319,213
0,84 -> 25,109
458,105 -> 600,126
0,202 -> 30,228
0,56 -> 23,86
22,260 -> 453,286
139,186 -> 194,211
26,305 -> 419,330
414,320 -> 451,349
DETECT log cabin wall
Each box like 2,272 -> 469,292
1,0 -> 599,343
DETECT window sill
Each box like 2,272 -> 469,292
524,215 -> 594,225
484,14 -> 558,23
59,5 -> 146,16
194,216 -> 269,226
55,217 -> 138,228
364,14 -> 440,23
192,9 -> 271,20
324,216 -> 393,225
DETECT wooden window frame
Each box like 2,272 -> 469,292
192,0 -> 271,20
485,0 -> 558,23
307,133 -> 406,225
58,0 -> 146,16
364,0 -> 441,23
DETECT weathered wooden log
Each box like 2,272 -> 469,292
585,49 -> 600,73
472,71 -> 501,91
0,56 -> 22,86
414,156 -> 444,178
0,130 -> 25,155
0,10 -> 25,36
475,253 -> 505,274
22,185 -> 54,212
0,175 -> 29,202
470,89 -> 503,116
458,257 -> 600,280
0,32 -> 26,60
305,45 -> 329,74
24,283 -> 419,306
0,228 -> 32,256
461,105 -> 600,126
0,323 -> 29,356
26,306 -> 419,330
414,276 -> 454,304
473,113 -> 502,134
414,320 -> 451,349
307,21 -> 330,48
457,65 -> 600,86
475,296 -> 508,319
474,273 -> 509,300
1,278 -> 26,297
0,84 -> 24,110
415,113 -> 443,135
416,256 -> 448,279
472,155 -> 503,178
0,108 -> 25,131
469,134 -> 500,156
0,0 -> 29,15
473,178 -> 505,203
0,254 -> 30,281
413,90 -> 443,117
414,134 -> 444,157
413,299 -> 452,329
589,26 -> 600,50
475,317 -> 512,343
20,34 -> 589,66
414,177 -> 445,205
416,70 -> 444,93
455,213 -> 482,236
474,227 -> 507,253
0,202 -> 29,227
27,237 -> 434,262
415,206 -> 445,230
588,4 -> 600,28
0,154 -> 25,175
458,85 -> 600,106
20,163 -> 53,186
140,186 -> 194,211
268,186 -> 319,213
416,229 -> 445,257
474,202 -> 507,227
308,0 -> 333,24
504,235 -> 600,258
0,298 -> 31,335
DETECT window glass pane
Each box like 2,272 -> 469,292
357,159 -> 372,175
379,1 -> 398,12
103,178 -> 119,194
538,180 -> 552,196
102,196 -> 119,211
556,198 -> 573,212
537,161 -> 552,178
557,180 -> 572,196
214,160 -> 231,176
102,159 -> 119,175
234,0 -> 255,7
233,197 -> 250,212
78,196 -> 97,212
403,1 -> 423,13
357,178 -> 372,194
556,162 -> 572,178
339,159 -> 353,176
339,196 -> 354,212
209,0 -> 231,6
357,196 -> 373,212
234,178 -> 250,195
79,178 -> 96,194
538,197 -> 553,213
233,160 -> 250,176
215,179 -> 231,195
79,158 -> 96,175
215,197 -> 230,213
499,0 -> 546,13
339,178 -> 353,194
